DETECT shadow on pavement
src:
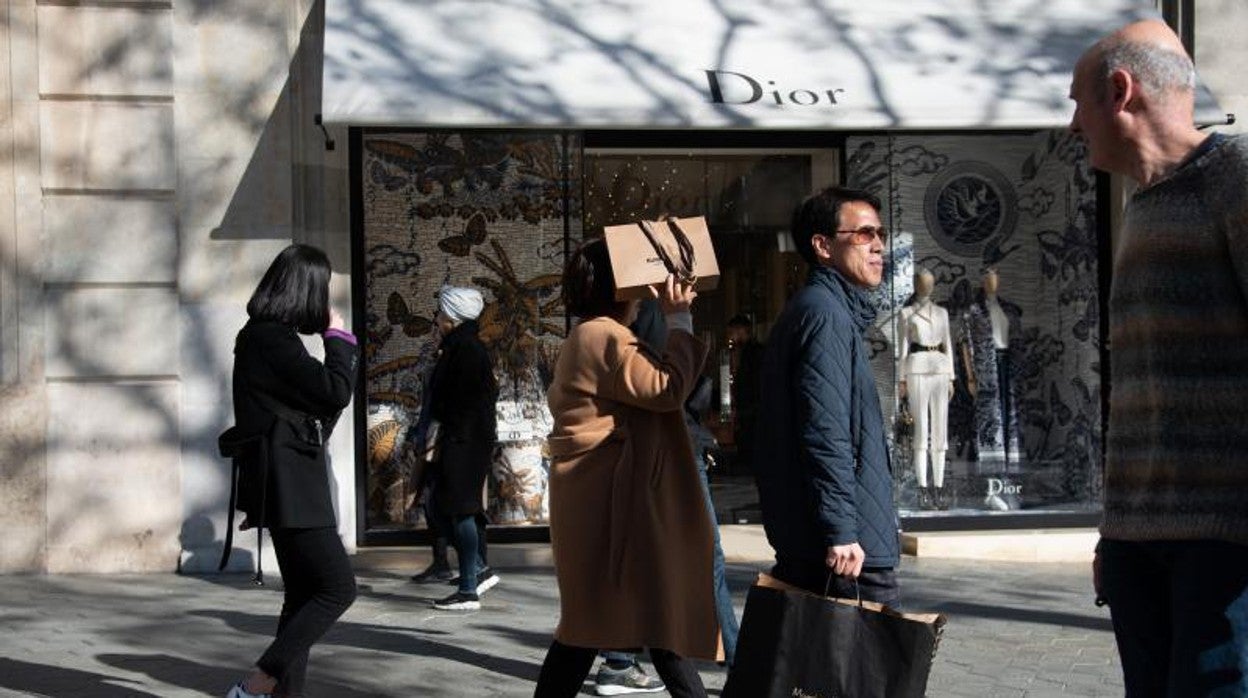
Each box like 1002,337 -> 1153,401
931,600 -> 1113,632
0,657 -> 159,697
477,623 -> 553,651
96,653 -> 236,695
96,652 -> 381,698
192,609 -> 540,683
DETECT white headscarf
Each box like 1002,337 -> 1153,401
438,285 -> 484,324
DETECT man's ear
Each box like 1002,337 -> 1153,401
1109,68 -> 1136,112
811,234 -> 834,262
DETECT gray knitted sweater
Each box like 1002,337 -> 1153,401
1101,133 -> 1248,545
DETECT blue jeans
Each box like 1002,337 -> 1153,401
1100,538 -> 1248,697
438,512 -> 485,595
698,464 -> 740,665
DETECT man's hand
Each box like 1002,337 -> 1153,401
1093,546 -> 1107,606
826,543 -> 865,579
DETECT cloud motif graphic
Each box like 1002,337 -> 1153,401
897,145 -> 949,176
367,244 -> 422,278
1019,188 -> 1057,217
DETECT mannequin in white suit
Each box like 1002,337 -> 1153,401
899,270 -> 955,509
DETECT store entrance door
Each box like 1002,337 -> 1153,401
582,146 -> 840,524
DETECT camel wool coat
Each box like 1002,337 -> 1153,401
545,316 -> 720,660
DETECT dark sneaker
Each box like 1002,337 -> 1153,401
410,562 -> 458,584
594,662 -> 665,695
432,590 -> 480,611
475,568 -> 500,595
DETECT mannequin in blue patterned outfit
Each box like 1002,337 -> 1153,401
959,269 -> 1023,496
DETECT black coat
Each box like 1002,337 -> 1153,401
754,265 -> 899,569
427,320 -> 498,516
232,319 -> 358,529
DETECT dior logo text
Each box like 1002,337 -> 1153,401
987,478 -> 1022,496
791,688 -> 832,698
705,70 -> 846,106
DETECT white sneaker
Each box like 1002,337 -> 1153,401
475,568 -> 500,595
432,590 -> 481,611
226,681 -> 270,698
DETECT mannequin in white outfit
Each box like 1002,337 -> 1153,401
899,270 -> 955,509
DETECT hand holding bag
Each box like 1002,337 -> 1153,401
603,216 -> 720,300
723,573 -> 946,698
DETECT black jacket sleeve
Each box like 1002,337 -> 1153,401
254,323 -> 358,417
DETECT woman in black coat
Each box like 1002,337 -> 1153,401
426,285 -> 499,611
226,244 -> 358,698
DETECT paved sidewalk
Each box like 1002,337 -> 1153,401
0,556 -> 1120,697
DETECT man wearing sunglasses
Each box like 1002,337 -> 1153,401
754,186 -> 900,605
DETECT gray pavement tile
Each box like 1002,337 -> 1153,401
0,556 -> 1123,696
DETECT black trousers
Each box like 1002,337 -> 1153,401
257,527 -> 357,696
534,640 -> 706,698
1100,538 -> 1248,697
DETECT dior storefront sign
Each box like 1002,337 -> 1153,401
705,70 -> 846,106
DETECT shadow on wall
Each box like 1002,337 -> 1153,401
178,513 -> 256,574
210,0 -> 331,245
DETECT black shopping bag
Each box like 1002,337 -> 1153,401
722,573 -> 946,698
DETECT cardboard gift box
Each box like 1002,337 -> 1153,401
602,216 -> 720,301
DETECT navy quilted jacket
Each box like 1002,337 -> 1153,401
754,265 -> 900,568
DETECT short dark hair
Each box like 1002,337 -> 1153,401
247,243 -> 332,334
727,314 -> 752,329
790,187 -> 883,266
562,238 -> 628,321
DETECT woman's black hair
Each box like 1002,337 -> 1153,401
790,186 -> 883,267
247,243 -> 332,334
562,238 -> 629,321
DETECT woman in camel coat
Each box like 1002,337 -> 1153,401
534,238 -> 719,698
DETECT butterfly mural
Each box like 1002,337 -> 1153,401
364,134 -> 511,196
472,239 -> 565,379
438,211 -> 489,257
386,292 -> 433,338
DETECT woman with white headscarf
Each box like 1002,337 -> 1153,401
426,285 -> 499,611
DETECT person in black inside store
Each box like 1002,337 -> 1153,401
224,243 -> 359,698
725,314 -> 763,474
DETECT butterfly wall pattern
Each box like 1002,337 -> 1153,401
361,131 -> 582,529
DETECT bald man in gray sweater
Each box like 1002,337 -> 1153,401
1070,20 -> 1248,696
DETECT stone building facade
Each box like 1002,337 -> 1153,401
0,0 -> 1243,572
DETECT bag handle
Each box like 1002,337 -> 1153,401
638,218 -> 697,284
823,572 -> 865,607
